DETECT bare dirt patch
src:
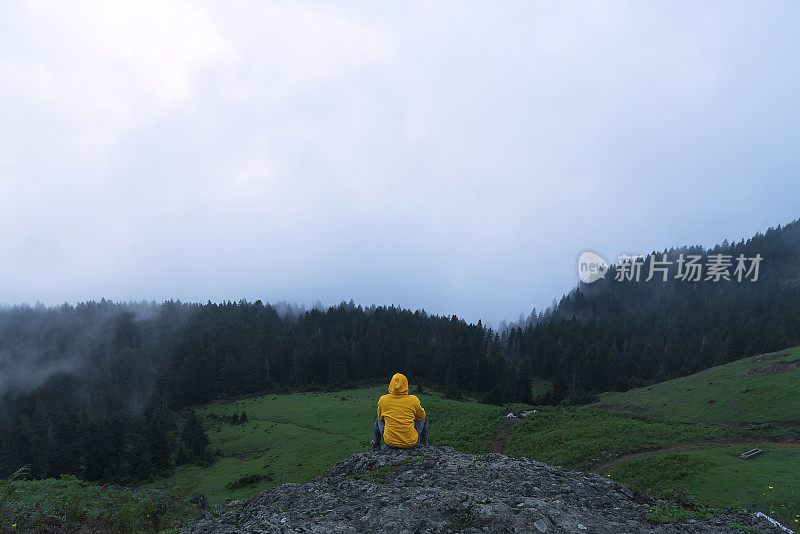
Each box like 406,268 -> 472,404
750,352 -> 791,363
484,412 -> 520,453
736,358 -> 800,376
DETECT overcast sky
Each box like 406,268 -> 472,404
1,1 -> 799,325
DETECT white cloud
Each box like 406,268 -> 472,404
1,1 -> 799,323
0,0 -> 230,153
201,1 -> 393,100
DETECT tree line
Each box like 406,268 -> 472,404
0,299 -> 529,483
504,218 -> 800,403
1,218 -> 798,484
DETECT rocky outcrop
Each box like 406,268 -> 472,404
185,446 -> 786,533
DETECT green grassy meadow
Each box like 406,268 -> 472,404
146,386 -> 502,505
501,347 -> 800,526
594,346 -> 800,425
140,347 -> 800,526
610,444 -> 800,526
5,346 -> 798,532
504,408 -> 731,470
504,348 -> 800,472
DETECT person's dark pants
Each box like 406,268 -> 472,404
373,416 -> 428,450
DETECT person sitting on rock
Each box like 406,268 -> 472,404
372,373 -> 428,451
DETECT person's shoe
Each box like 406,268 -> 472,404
370,440 -> 381,452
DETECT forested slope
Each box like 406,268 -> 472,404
2,218 -> 799,485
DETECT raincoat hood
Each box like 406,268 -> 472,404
388,373 -> 409,395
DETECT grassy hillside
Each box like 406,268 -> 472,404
610,444 -> 800,521
7,347 -> 794,531
504,408 -> 732,470
593,346 -> 800,425
503,347 -> 800,527
146,386 -> 502,506
0,472 -> 195,533
127,347 -> 797,527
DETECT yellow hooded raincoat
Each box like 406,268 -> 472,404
377,373 -> 426,448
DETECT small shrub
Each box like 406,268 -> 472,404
645,503 -> 717,523
226,473 -> 274,491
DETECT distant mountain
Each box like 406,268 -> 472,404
503,218 -> 800,403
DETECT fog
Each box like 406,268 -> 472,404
1,1 -> 799,325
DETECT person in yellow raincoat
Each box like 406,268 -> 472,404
372,373 -> 428,451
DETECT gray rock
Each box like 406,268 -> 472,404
184,446 -> 786,534
188,493 -> 210,511
188,493 -> 212,520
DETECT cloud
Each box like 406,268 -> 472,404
1,1 -> 799,325
4,0 -> 227,118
